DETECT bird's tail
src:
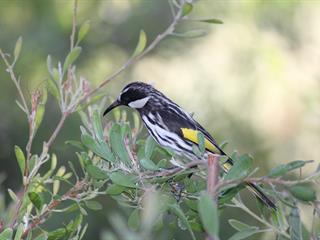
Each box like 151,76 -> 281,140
246,182 -> 277,210
221,155 -> 277,210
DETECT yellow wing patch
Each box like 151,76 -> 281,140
181,128 -> 221,154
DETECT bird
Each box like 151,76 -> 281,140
103,81 -> 276,210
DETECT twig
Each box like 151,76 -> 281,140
79,0 -> 185,104
207,154 -> 220,200
46,112 -> 69,148
0,50 -> 30,117
22,180 -> 88,238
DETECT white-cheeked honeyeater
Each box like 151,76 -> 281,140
103,81 -> 276,210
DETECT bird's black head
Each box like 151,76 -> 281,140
103,82 -> 157,116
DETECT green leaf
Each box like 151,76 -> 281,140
28,192 -> 43,210
288,207 -> 302,240
65,140 -> 84,150
13,224 -> 24,240
198,192 -> 219,238
77,20 -> 90,45
288,185 -> 316,202
33,233 -> 48,240
198,18 -> 223,24
86,165 -> 108,180
63,46 -> 82,73
169,204 -> 196,240
228,219 -> 258,231
110,172 -> 136,188
140,158 -> 159,171
182,3 -> 193,17
48,227 -> 67,240
109,123 -> 131,165
35,104 -> 45,131
85,200 -> 102,210
14,36 -> 22,62
224,154 -> 253,180
268,160 -> 313,178
173,29 -> 207,38
228,229 -> 262,240
106,184 -> 126,195
197,131 -> 205,154
81,134 -> 115,162
145,136 -> 156,159
0,228 -> 13,239
128,209 -> 140,231
47,77 -> 60,100
92,110 -> 104,141
132,30 -> 147,57
14,145 -> 25,176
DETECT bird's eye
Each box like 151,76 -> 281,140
128,97 -> 150,108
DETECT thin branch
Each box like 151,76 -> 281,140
46,112 -> 69,148
79,0 -> 185,104
0,49 -> 30,117
70,0 -> 78,51
207,154 -> 220,200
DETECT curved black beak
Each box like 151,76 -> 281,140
103,100 -> 121,116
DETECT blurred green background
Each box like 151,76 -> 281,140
0,0 -> 319,239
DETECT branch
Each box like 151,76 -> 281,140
207,154 -> 220,200
79,0 -> 185,104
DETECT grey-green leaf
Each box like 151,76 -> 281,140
288,185 -> 316,202
145,136 -> 156,159
132,30 -> 147,57
197,131 -> 205,154
140,158 -> 159,171
228,229 -> 262,240
288,207 -> 302,240
110,172 -> 136,188
86,165 -> 108,180
224,154 -> 253,180
106,184 -> 126,195
198,192 -> 219,238
14,224 -> 24,240
173,29 -> 207,38
268,160 -> 313,178
228,219 -> 258,232
92,110 -> 104,141
169,204 -> 196,240
81,134 -> 114,162
77,20 -> 90,44
85,200 -> 103,210
14,36 -> 23,62
128,209 -> 140,231
109,123 -> 131,165
63,46 -> 82,73
14,145 -> 25,176
0,228 -> 13,239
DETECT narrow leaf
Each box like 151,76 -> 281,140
288,185 -> 316,202
106,184 -> 126,195
81,134 -> 115,162
128,209 -> 140,231
182,3 -> 193,17
109,123 -> 131,165
0,228 -> 13,239
77,20 -> 90,45
288,207 -> 302,240
14,36 -> 23,62
198,18 -> 223,24
14,224 -> 24,240
92,110 -> 104,141
198,192 -> 219,238
28,192 -> 43,210
169,204 -> 196,240
86,165 -> 108,180
63,46 -> 82,72
8,189 -> 18,202
228,229 -> 262,240
228,219 -> 258,232
140,158 -> 159,171
197,131 -> 205,154
172,29 -> 207,38
85,200 -> 102,210
268,160 -> 313,178
14,145 -> 25,176
132,30 -> 147,57
224,154 -> 253,180
145,136 -> 156,159
110,172 -> 136,188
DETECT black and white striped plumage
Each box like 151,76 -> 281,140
104,81 -> 276,210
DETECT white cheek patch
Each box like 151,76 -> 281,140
128,97 -> 150,108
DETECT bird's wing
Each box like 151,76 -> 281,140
158,108 -> 223,155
